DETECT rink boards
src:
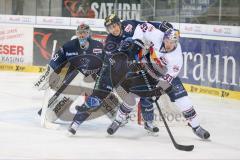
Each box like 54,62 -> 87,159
1,15 -> 240,100
0,63 -> 240,100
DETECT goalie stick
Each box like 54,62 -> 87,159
37,40 -> 58,116
140,68 -> 194,151
37,69 -> 79,115
47,69 -> 80,109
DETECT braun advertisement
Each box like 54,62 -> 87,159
179,37 -> 240,92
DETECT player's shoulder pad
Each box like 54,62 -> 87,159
90,38 -> 103,48
122,20 -> 143,33
105,34 -> 115,42
147,21 -> 161,29
62,38 -> 79,51
122,20 -> 143,26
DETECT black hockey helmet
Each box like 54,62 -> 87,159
104,14 -> 121,27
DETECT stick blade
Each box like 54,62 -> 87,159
175,144 -> 194,151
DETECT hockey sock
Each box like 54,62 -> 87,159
73,111 -> 90,125
140,98 -> 154,122
115,103 -> 133,123
174,96 -> 200,128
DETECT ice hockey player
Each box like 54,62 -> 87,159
100,14 -> 162,133
68,14 -> 174,135
34,23 -> 106,127
107,22 -> 210,140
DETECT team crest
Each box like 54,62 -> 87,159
124,24 -> 133,32
93,48 -> 103,54
173,65 -> 180,72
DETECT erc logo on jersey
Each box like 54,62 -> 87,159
66,52 -> 78,56
124,24 -> 133,32
93,48 -> 102,54
173,65 -> 180,72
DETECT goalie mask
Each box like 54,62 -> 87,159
76,23 -> 91,46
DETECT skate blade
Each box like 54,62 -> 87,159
147,131 -> 159,137
42,121 -> 60,130
66,131 -> 75,137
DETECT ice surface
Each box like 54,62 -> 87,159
0,72 -> 240,159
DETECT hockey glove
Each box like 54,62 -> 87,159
156,76 -> 172,91
129,39 -> 144,61
118,39 -> 144,61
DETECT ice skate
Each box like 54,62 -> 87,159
107,120 -> 122,135
144,121 -> 159,133
189,123 -> 210,140
67,121 -> 80,136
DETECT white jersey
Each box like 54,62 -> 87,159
132,23 -> 183,84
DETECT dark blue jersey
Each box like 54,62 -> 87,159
104,20 -> 161,54
50,38 -> 104,74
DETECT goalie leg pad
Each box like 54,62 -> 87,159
43,93 -> 77,123
34,64 -> 61,90
101,93 -> 120,120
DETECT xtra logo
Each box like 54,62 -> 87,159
221,91 -> 229,97
15,65 -> 25,71
34,32 -> 53,60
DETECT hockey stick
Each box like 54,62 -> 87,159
140,69 -> 194,151
47,69 -> 80,109
37,40 -> 58,115
155,101 -> 194,151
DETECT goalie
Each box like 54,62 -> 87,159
33,23 -> 114,128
